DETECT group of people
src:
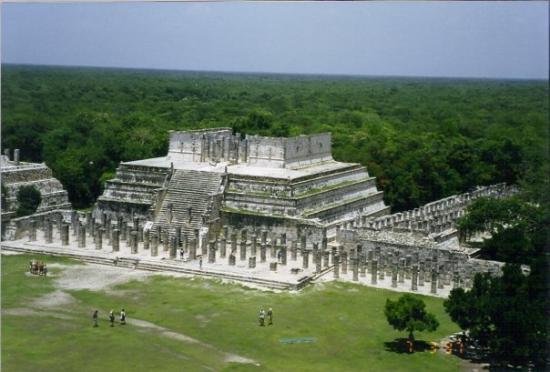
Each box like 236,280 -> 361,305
258,307 -> 273,326
92,308 -> 126,327
29,260 -> 48,276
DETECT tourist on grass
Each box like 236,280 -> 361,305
267,308 -> 273,325
109,310 -> 115,327
93,310 -> 99,327
259,308 -> 265,326
42,265 -> 48,276
120,308 -> 126,325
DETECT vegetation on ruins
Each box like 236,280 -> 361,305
384,294 -> 439,344
15,185 -> 41,217
2,65 -> 548,211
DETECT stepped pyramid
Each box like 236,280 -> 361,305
94,128 -> 389,241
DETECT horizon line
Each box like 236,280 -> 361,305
2,62 -> 548,82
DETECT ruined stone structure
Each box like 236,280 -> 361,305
1,132 -> 520,294
1,150 -> 71,237
95,128 -> 389,244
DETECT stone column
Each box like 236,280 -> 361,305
367,250 -> 373,273
391,261 -> 398,288
29,220 -> 37,242
280,246 -> 287,266
270,243 -> 276,259
71,211 -> 78,236
331,248 -> 337,266
143,230 -> 150,250
360,252 -> 367,277
169,236 -> 177,259
79,226 -> 87,248
220,238 -> 227,258
352,257 -> 359,281
175,226 -> 182,248
208,241 -> 216,263
13,148 -> 20,165
405,255 -> 412,279
333,255 -> 340,279
300,234 -> 307,252
260,244 -> 267,263
131,231 -> 138,254
59,223 -> 69,246
251,235 -> 257,257
302,250 -> 309,269
430,270 -> 438,294
151,233 -> 158,257
418,262 -> 425,286
112,229 -> 120,252
45,219 -> 53,244
341,251 -> 348,275
120,222 -> 127,242
453,271 -> 460,289
189,239 -> 197,260
291,241 -> 298,261
411,264 -> 418,291
438,265 -> 445,289
228,253 -> 236,266
315,250 -> 322,273
378,254 -> 385,280
248,256 -> 256,269
240,240 -> 247,261
95,228 -> 103,250
163,231 -> 170,252
230,233 -> 237,257
261,230 -> 268,244
323,250 -> 330,268
371,259 -> 378,285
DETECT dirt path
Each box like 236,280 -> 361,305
7,261 -> 260,367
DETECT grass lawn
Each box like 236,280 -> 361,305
1,254 -> 462,371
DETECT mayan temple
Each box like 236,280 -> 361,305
95,128 -> 390,242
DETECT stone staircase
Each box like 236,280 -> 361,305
152,169 -> 224,239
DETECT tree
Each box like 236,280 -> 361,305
15,185 -> 41,217
445,265 -> 549,369
384,294 -> 439,345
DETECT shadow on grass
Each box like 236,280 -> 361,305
384,338 -> 432,354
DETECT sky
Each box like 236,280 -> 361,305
2,1 -> 548,79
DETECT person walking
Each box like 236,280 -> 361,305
199,256 -> 203,270
258,308 -> 265,327
109,310 -> 115,327
267,308 -> 273,325
92,310 -> 99,327
120,308 -> 126,325
180,248 -> 184,260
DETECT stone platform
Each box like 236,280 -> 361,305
1,228 -> 330,291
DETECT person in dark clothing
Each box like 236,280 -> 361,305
267,308 -> 273,325
109,310 -> 115,327
93,310 -> 99,327
120,308 -> 126,325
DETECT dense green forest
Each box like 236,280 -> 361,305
2,64 -> 548,210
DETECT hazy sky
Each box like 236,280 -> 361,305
2,1 -> 548,79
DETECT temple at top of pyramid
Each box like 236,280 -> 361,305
95,128 -> 389,241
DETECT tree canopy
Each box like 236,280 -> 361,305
2,65 -> 547,209
384,294 -> 439,341
15,185 -> 41,217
